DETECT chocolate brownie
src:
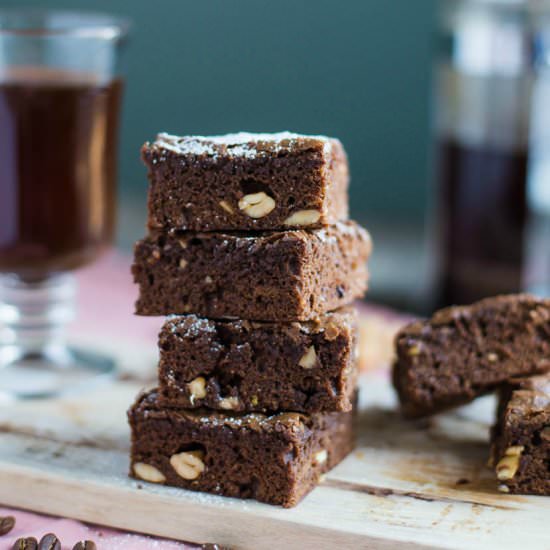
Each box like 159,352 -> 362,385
158,308 -> 357,413
142,132 -> 349,231
128,390 -> 354,507
133,221 -> 371,321
393,294 -> 550,418
490,373 -> 549,495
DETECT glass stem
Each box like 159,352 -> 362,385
0,273 -> 76,366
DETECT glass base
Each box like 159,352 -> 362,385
0,273 -> 116,400
0,346 -> 115,400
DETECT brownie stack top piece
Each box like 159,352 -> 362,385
393,294 -> 550,418
491,373 -> 550,495
143,132 -> 349,231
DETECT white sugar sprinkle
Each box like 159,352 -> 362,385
154,131 -> 333,160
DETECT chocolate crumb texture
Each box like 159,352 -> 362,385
143,132 -> 349,231
133,221 -> 371,321
392,294 -> 550,417
490,372 -> 550,495
128,390 -> 355,507
158,308 -> 358,413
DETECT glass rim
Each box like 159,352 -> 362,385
0,9 -> 131,39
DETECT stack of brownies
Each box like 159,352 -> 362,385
127,132 -> 372,507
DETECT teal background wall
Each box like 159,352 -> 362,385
1,0 -> 436,228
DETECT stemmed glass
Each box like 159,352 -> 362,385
0,10 -> 129,398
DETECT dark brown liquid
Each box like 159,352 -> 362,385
0,67 -> 123,278
437,138 -> 528,306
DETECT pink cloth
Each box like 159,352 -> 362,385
0,507 -> 191,549
71,252 -> 160,344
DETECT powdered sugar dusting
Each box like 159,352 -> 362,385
154,131 -> 333,160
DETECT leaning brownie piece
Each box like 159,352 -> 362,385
133,221 -> 371,321
143,132 -> 349,231
393,294 -> 550,418
490,373 -> 550,495
128,390 -> 354,507
158,308 -> 357,413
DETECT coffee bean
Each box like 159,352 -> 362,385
12,537 -> 38,550
0,515 -> 15,535
37,533 -> 60,550
72,541 -> 97,550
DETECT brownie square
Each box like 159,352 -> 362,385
490,373 -> 550,495
158,308 -> 358,413
392,294 -> 550,418
143,132 -> 349,232
128,390 -> 355,507
132,221 -> 371,321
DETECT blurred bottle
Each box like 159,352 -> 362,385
434,0 -> 550,306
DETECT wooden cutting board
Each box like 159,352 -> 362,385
0,355 -> 548,550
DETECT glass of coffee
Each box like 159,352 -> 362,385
0,10 -> 129,398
